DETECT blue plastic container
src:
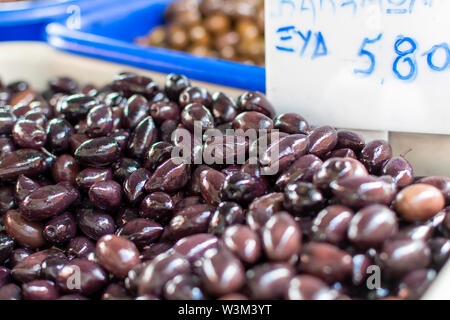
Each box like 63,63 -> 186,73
0,0 -> 109,41
45,0 -> 266,92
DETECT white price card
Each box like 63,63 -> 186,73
266,0 -> 450,135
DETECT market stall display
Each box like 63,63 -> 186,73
0,0 -> 449,303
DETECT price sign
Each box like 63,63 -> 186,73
266,0 -> 450,134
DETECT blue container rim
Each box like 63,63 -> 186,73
46,19 -> 266,92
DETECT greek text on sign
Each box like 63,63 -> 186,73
266,0 -> 450,135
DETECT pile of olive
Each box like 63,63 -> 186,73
0,72 -> 449,300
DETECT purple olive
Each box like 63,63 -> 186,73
86,105 -> 113,137
260,134 -> 309,174
69,133 -> 89,153
19,185 -> 79,220
0,232 -> 14,264
12,119 -> 47,149
139,192 -> 174,223
298,242 -> 353,283
379,240 -> 431,276
127,116 -> 158,159
312,205 -> 354,244
51,154 -> 79,184
163,274 -> 206,300
9,248 -> 32,268
0,109 -> 16,134
165,74 -> 191,101
168,204 -> 214,241
0,283 -> 21,300
123,168 -> 151,204
49,76 -> 78,94
313,157 -> 368,189
274,113 -> 310,134
115,207 -> 139,228
276,154 -> 323,191
46,118 -> 74,153
429,237 -> 450,268
76,168 -> 113,191
0,186 -> 14,215
237,91 -> 275,118
347,205 -> 398,247
330,175 -> 397,208
116,218 -> 163,248
200,248 -> 245,296
122,94 -> 149,129
56,258 -> 107,296
221,171 -> 267,204
232,111 -> 274,132
188,165 -> 211,195
0,149 -> 48,180
202,135 -> 248,166
43,212 -> 77,244
150,101 -> 180,124
74,137 -> 120,167
143,142 -> 174,171
308,126 -> 338,157
14,174 -> 39,203
285,275 -> 337,300
199,169 -> 226,206
179,86 -> 212,108
382,156 -> 415,187
208,201 -> 244,236
172,233 -> 219,263
397,269 -> 436,300
284,182 -> 325,215
336,130 -> 365,152
112,157 -> 140,182
211,92 -> 237,124
89,180 -> 122,210
111,73 -> 157,98
96,235 -> 141,279
77,208 -> 116,241
66,236 -> 95,260
160,119 -> 179,142
223,225 -> 261,264
262,212 -> 302,262
22,280 -> 59,300
57,94 -> 97,123
360,140 -> 393,174
138,252 -> 190,296
246,263 -> 295,299
12,249 -> 64,283
0,136 -> 16,158
181,103 -> 214,131
19,184 -> 79,221
145,158 -> 190,193
394,224 -> 433,242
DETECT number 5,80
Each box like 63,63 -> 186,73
354,35 -> 450,81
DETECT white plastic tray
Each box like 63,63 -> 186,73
0,42 -> 448,299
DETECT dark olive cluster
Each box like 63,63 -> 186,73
0,72 -> 449,300
136,0 -> 265,66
